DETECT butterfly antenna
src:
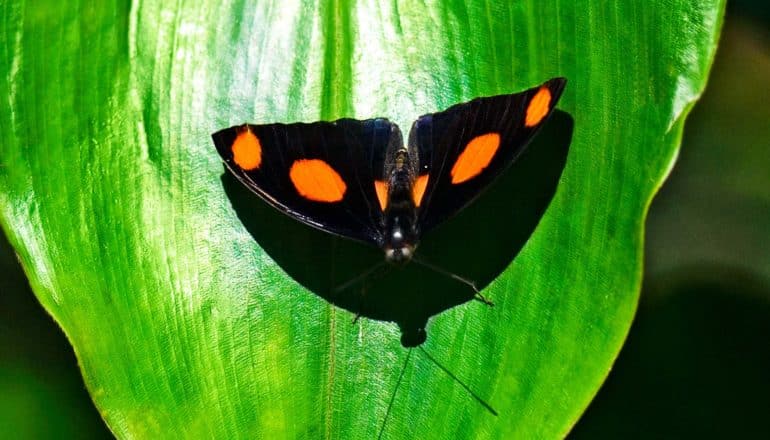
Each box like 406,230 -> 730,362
411,255 -> 494,306
332,261 -> 387,294
377,348 -> 413,440
418,346 -> 498,416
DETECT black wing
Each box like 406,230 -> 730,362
212,118 -> 401,246
410,77 -> 567,232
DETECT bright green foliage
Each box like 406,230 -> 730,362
0,1 -> 724,438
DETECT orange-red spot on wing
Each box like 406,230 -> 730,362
231,127 -> 262,170
374,180 -> 388,211
450,133 -> 501,184
289,159 -> 347,202
412,174 -> 429,207
525,86 -> 552,127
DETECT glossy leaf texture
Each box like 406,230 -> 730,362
0,1 -> 724,438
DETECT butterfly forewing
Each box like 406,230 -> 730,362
212,118 -> 399,245
411,77 -> 567,232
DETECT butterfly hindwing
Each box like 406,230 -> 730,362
212,118 -> 400,245
410,77 -> 567,232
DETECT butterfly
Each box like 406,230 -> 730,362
213,77 -> 566,346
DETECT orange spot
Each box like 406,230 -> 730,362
450,133 -> 501,184
289,159 -> 347,202
412,174 -> 429,207
374,180 -> 388,211
525,86 -> 552,127
231,127 -> 262,170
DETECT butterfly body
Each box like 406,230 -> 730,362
380,145 -> 420,263
213,78 -> 566,346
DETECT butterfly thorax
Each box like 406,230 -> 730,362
382,149 -> 419,264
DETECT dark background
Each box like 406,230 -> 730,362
1,2 -> 768,438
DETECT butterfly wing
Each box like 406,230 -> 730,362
410,77 -> 567,232
212,118 -> 400,246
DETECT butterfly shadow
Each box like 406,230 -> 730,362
220,110 -> 573,344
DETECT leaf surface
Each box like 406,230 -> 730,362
0,1 -> 724,438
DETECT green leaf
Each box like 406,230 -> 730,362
0,1 -> 724,438
572,19 -> 770,438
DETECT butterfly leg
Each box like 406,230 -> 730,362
351,281 -> 369,324
341,263 -> 391,324
473,291 -> 495,307
412,255 -> 494,307
446,273 -> 495,307
449,273 -> 494,307
332,261 -> 386,294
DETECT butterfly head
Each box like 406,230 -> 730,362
384,243 -> 415,264
383,226 -> 417,264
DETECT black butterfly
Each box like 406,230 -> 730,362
213,77 -> 566,346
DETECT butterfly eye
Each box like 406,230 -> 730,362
525,86 -> 552,127
289,159 -> 347,202
231,127 -> 262,170
450,132 -> 501,184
